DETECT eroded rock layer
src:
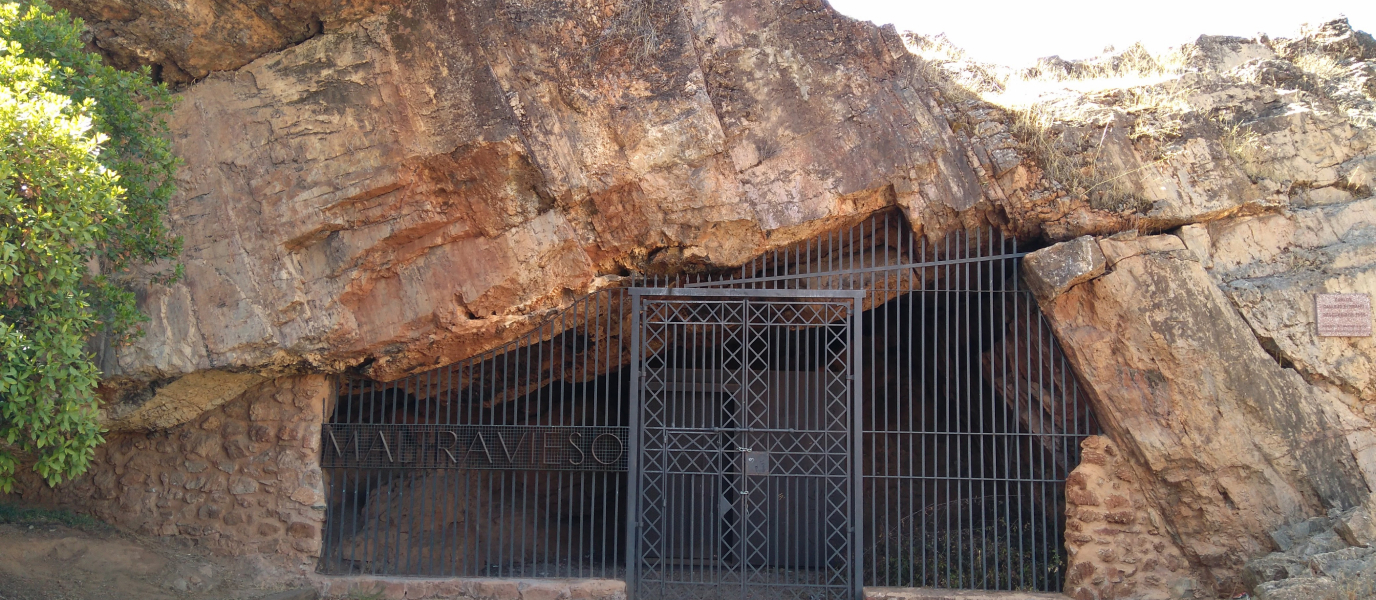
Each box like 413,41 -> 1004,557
1025,197 -> 1376,594
27,2 -> 1376,599
107,0 -> 1006,387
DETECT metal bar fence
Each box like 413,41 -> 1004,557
318,208 -> 1098,593
318,288 -> 635,578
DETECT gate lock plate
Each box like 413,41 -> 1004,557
745,451 -> 769,475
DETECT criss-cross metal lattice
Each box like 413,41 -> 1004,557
317,209 -> 1099,597
629,289 -> 864,600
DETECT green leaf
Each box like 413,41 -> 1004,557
0,0 -> 179,487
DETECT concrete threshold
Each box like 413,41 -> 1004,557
309,576 -> 626,600
865,588 -> 1068,600
308,577 -> 1066,600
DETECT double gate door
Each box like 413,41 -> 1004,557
629,289 -> 864,600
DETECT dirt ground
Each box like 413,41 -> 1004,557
0,522 -> 311,600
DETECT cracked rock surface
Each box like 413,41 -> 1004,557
37,3 -> 1376,598
1243,502 -> 1376,599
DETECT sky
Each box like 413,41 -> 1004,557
828,0 -> 1374,66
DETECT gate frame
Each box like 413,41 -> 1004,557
626,287 -> 868,600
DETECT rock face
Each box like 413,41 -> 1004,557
1183,198 -> 1376,408
107,0 -> 1007,388
53,0 -> 393,84
1028,230 -> 1374,593
101,370 -> 266,432
1241,499 -> 1376,599
1011,21 -> 1376,596
1021,235 -> 1106,302
25,2 -> 1376,599
99,4 -> 1376,398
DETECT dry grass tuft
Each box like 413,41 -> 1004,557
1218,120 -> 1278,182
983,44 -> 1197,211
986,42 -> 1192,110
595,0 -> 664,63
1293,52 -> 1349,80
1007,105 -> 1154,212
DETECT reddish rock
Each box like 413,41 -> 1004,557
1063,436 -> 1201,599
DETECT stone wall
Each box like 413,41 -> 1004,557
1063,436 -> 1199,600
2,375 -> 330,562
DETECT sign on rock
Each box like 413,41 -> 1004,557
1316,293 -> 1372,337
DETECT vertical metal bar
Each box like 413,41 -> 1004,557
590,291 -> 604,578
619,289 -> 630,580
743,295 -> 754,600
957,229 -> 968,587
443,363 -> 456,577
556,302 -> 571,577
321,378 -> 333,573
577,297 -> 590,578
410,373 -> 423,574
1015,256 -> 1028,590
943,230 -> 953,588
486,350 -> 499,577
323,377 -> 339,574
1035,300 -> 1048,589
886,209 -> 897,586
918,232 -> 928,588
875,216 -> 886,586
422,368 -> 434,575
358,379 -> 372,576
999,233 -> 1012,590
499,341 -> 514,577
1055,308 -> 1068,591
626,290 -> 644,597
690,301 -> 700,589
976,228 -> 988,588
851,293 -> 864,600
536,318 -> 552,576
795,296 -> 807,588
460,361 -> 473,576
519,342 -> 532,578
902,222 -> 913,588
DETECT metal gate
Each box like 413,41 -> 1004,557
628,288 -> 865,600
318,210 -> 1099,596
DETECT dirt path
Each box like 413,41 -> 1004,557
0,522 -> 309,600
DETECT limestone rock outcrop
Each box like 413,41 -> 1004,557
101,370 -> 266,433
1027,217 -> 1375,594
105,0 -> 1007,391
34,3 -> 1376,598
987,23 -> 1376,595
52,0 -> 393,84
97,6 -> 1376,404
1242,499 -> 1376,600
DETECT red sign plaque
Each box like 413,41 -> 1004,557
1316,293 -> 1372,337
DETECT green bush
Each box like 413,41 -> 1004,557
0,1 -> 179,492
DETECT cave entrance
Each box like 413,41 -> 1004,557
316,210 -> 1099,598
